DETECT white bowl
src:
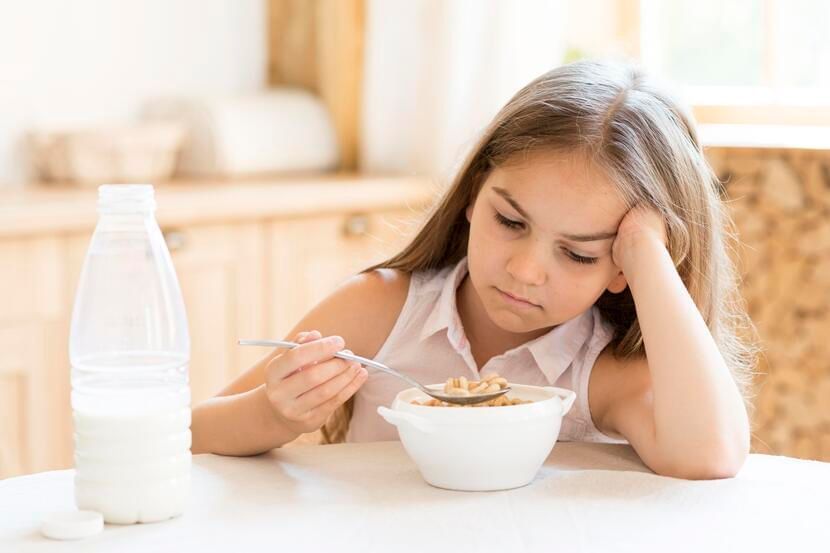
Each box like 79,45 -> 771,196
377,384 -> 576,491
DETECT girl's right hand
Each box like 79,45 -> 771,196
263,330 -> 368,436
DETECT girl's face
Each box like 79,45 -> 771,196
465,150 -> 629,334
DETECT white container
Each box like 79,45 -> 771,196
378,384 -> 576,491
69,184 -> 191,524
142,89 -> 339,177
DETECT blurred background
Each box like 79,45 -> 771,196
1,0 -> 828,477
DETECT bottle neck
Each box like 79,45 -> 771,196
97,210 -> 155,219
94,209 -> 160,236
97,184 -> 156,215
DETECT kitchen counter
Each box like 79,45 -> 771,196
0,174 -> 436,238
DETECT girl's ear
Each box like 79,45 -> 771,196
465,204 -> 473,223
607,271 -> 628,294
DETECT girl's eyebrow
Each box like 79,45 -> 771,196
561,231 -> 617,242
491,186 -> 617,242
492,186 -> 534,222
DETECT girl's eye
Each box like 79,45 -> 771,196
493,212 -> 598,265
564,249 -> 599,265
494,212 -> 524,230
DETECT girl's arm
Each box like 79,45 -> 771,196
191,373 -> 311,455
191,269 -> 410,456
590,208 -> 750,479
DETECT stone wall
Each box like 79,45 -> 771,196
706,147 -> 830,461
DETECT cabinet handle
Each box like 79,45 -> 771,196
343,214 -> 370,237
163,230 -> 187,252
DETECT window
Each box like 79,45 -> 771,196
635,0 -> 830,125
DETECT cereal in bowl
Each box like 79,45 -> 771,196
410,373 -> 534,407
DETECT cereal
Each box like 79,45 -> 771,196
410,373 -> 533,407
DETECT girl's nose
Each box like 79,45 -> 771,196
506,247 -> 546,287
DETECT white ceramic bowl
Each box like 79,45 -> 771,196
377,384 -> 576,491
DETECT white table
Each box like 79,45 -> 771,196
2,441 -> 829,552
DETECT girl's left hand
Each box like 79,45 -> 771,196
611,205 -> 668,273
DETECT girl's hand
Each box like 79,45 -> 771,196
263,330 -> 368,436
611,205 -> 668,274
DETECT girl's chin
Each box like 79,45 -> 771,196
486,302 -> 573,335
488,306 -> 547,334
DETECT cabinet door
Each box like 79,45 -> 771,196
0,238 -> 70,478
150,223 -> 266,404
266,209 -> 419,340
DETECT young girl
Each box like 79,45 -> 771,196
191,60 -> 756,479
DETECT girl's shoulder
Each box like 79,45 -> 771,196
310,268 -> 413,360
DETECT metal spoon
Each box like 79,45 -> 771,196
238,339 -> 511,406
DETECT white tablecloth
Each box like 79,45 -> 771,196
2,442 -> 829,552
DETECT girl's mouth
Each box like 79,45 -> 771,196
497,288 -> 541,309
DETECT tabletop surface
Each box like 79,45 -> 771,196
2,441 -> 829,552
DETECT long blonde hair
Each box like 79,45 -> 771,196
323,60 -> 757,444
364,60 -> 757,403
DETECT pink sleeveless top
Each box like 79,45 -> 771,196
346,257 -> 628,444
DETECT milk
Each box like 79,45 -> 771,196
72,353 -> 191,524
73,409 -> 191,524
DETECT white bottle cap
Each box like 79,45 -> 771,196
41,510 -> 104,540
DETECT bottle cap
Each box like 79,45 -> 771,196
41,510 -> 104,540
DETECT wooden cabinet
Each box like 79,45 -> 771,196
0,177 -> 432,478
0,238 -> 71,477
161,223 -> 267,403
267,209 -> 416,339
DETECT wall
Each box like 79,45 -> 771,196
0,0 -> 267,187
708,146 -> 830,461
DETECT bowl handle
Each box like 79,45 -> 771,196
377,406 -> 435,434
554,389 -> 577,416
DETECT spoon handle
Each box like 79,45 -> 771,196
237,339 -> 425,390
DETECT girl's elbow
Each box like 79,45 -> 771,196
681,454 -> 746,480
711,424 -> 752,478
654,439 -> 749,480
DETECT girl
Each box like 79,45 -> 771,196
191,60 -> 756,479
